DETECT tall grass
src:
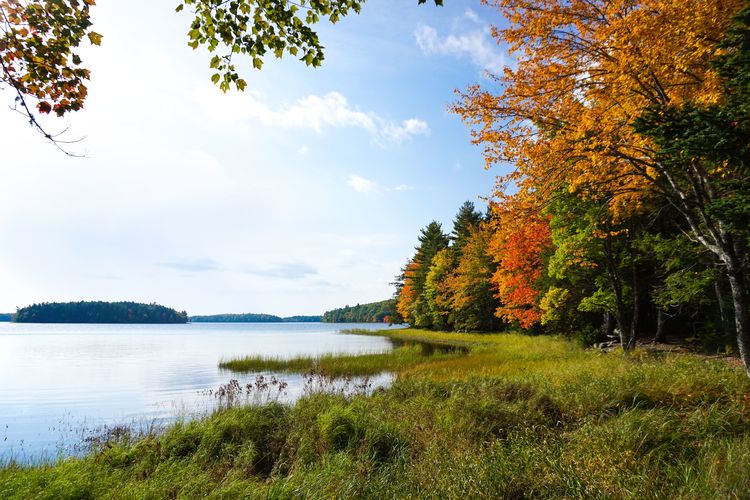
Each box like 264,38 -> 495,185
220,339 -> 469,376
3,329 -> 750,498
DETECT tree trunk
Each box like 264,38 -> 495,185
603,312 -> 614,339
603,242 -> 629,350
624,263 -> 639,351
714,272 -> 729,338
612,289 -> 627,349
655,307 -> 667,343
726,263 -> 750,373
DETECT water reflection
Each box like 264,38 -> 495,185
388,338 -> 470,356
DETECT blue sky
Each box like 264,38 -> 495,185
0,0 -> 510,316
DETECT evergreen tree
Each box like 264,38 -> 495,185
450,201 -> 484,250
407,221 -> 450,328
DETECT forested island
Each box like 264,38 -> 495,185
13,301 -> 188,324
189,313 -> 322,323
0,313 -> 12,322
322,299 -> 400,323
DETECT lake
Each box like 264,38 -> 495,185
0,322 -> 401,463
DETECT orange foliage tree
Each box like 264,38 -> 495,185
395,260 -> 419,325
488,200 -> 551,329
454,0 -> 750,367
454,0 -> 740,214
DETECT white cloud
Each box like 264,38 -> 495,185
267,92 -> 373,132
195,88 -> 429,145
414,24 -> 505,73
381,118 -> 430,143
393,184 -> 415,191
464,9 -> 481,24
348,174 -> 378,194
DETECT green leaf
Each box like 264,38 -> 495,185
211,73 -> 220,84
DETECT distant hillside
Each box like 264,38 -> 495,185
282,316 -> 323,323
0,313 -> 12,322
322,299 -> 401,324
190,313 -> 322,323
13,301 -> 188,324
190,313 -> 282,323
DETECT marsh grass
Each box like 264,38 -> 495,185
220,341 -> 469,376
3,329 -> 750,498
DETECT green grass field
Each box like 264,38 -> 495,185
3,329 -> 750,498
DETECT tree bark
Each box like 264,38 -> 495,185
603,312 -> 614,338
726,262 -> 750,372
655,307 -> 667,343
714,269 -> 729,338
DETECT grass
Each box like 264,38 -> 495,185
3,329 -> 750,498
219,333 -> 470,376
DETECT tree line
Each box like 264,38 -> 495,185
190,313 -> 322,323
395,1 -> 750,376
322,299 -> 399,324
13,301 -> 188,324
395,201 -> 504,333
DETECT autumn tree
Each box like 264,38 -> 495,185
454,0 -> 750,369
0,0 -> 101,152
423,248 -> 454,330
394,222 -> 450,328
488,198 -> 551,329
447,223 -> 502,332
395,260 -> 419,325
397,202 -> 499,332
409,221 -> 450,328
632,6 -> 750,361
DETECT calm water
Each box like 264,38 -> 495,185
0,322 -> 400,463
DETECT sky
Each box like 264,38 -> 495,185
0,0 -> 511,316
